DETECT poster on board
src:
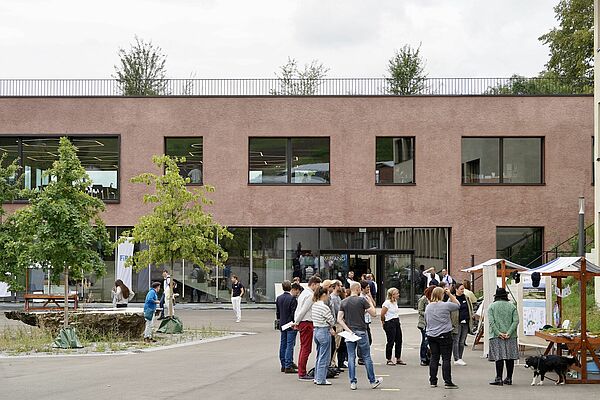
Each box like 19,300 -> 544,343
523,299 -> 546,335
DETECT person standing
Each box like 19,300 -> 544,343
311,287 -> 336,385
345,270 -> 356,289
423,267 -> 440,288
231,275 -> 245,323
462,280 -> 478,305
338,282 -> 383,390
330,280 -> 347,369
488,288 -> 519,386
294,276 -> 322,381
441,269 -> 454,287
158,269 -> 171,320
425,287 -> 460,389
381,287 -> 405,365
452,284 -> 473,366
143,282 -> 161,343
276,280 -> 298,373
111,279 -> 134,308
357,280 -> 374,365
366,274 -> 377,303
417,285 -> 435,366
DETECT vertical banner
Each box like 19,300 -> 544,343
116,238 -> 134,289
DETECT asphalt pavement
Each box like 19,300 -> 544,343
1,307 -> 598,400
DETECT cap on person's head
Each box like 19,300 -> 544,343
429,279 -> 439,287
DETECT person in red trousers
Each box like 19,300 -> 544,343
293,275 -> 322,381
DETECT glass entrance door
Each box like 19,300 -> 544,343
381,254 -> 415,307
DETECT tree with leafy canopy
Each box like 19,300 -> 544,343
10,137 -> 112,329
122,155 -> 232,317
485,72 -> 575,95
272,57 -> 329,95
386,44 -> 428,95
539,0 -> 593,93
114,36 -> 169,96
0,153 -> 22,291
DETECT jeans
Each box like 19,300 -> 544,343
297,321 -> 313,377
313,327 -> 331,384
231,296 -> 242,321
144,317 -> 154,338
453,322 -> 469,361
428,332 -> 454,385
419,328 -> 430,363
346,330 -> 376,384
279,328 -> 298,369
357,323 -> 372,360
383,319 -> 403,360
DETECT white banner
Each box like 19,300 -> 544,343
116,238 -> 134,289
0,282 -> 10,297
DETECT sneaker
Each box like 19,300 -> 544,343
489,377 -> 503,386
350,382 -> 357,390
430,384 -> 437,388
420,361 -> 429,367
444,383 -> 459,389
281,367 -> 285,372
298,375 -> 313,381
371,377 -> 383,389
502,378 -> 512,386
316,381 -> 332,386
235,319 -> 241,323
454,359 -> 467,366
284,368 -> 297,374
343,361 -> 349,368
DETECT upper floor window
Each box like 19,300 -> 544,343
249,137 -> 330,184
461,137 -> 543,184
376,137 -> 415,184
0,136 -> 119,201
165,137 -> 203,185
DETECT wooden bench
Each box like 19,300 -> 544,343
24,293 -> 78,312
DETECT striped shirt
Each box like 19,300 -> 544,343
312,300 -> 335,328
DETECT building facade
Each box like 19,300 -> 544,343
0,95 -> 593,306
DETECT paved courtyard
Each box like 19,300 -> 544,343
0,307 -> 598,400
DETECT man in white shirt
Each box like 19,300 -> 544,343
293,276 -> 322,381
423,267 -> 441,287
441,269 -> 454,287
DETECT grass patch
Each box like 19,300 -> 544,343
560,277 -> 600,334
0,324 -> 229,356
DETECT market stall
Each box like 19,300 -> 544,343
520,256 -> 600,384
462,258 -> 528,289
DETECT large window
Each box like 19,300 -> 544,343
165,137 -> 203,185
462,137 -> 543,184
249,137 -> 330,184
0,136 -> 119,201
496,227 -> 543,267
376,137 -> 415,184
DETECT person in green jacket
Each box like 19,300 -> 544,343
487,287 -> 519,386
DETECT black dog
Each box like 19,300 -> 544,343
524,355 -> 581,385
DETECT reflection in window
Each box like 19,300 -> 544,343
376,137 -> 415,184
1,136 -> 120,201
462,137 -> 543,184
249,138 -> 287,183
461,138 -> 500,183
165,137 -> 203,184
291,138 -> 330,184
496,227 -> 543,267
249,138 -> 330,184
73,137 -> 119,200
0,137 -> 19,185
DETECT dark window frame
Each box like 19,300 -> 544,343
0,134 -> 121,204
164,136 -> 204,186
461,136 -> 545,186
495,226 -> 544,267
247,136 -> 331,186
375,136 -> 416,186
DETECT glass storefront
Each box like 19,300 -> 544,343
45,226 -> 449,307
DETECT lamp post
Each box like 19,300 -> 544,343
578,196 -> 585,257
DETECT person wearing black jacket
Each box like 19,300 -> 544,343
276,280 -> 299,373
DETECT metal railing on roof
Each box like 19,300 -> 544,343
0,77 -> 592,97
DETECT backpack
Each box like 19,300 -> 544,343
306,366 -> 340,379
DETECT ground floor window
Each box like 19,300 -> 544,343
496,226 -> 544,267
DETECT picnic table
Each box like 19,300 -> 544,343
24,293 -> 78,311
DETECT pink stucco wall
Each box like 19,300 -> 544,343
0,96 -> 593,274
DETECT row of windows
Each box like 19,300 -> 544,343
0,135 -> 547,202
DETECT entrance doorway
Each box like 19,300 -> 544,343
321,250 -> 416,307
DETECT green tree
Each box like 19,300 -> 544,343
10,137 -> 112,328
485,72 -> 575,95
272,57 -> 329,95
123,155 -> 232,316
386,44 -> 428,95
538,0 -> 593,92
0,153 -> 22,291
114,36 -> 169,96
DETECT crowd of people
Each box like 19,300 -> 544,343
274,268 -> 520,390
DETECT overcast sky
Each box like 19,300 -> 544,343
1,0 -> 560,78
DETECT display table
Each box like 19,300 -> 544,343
535,330 -> 600,383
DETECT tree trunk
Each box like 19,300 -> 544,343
63,267 -> 69,328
